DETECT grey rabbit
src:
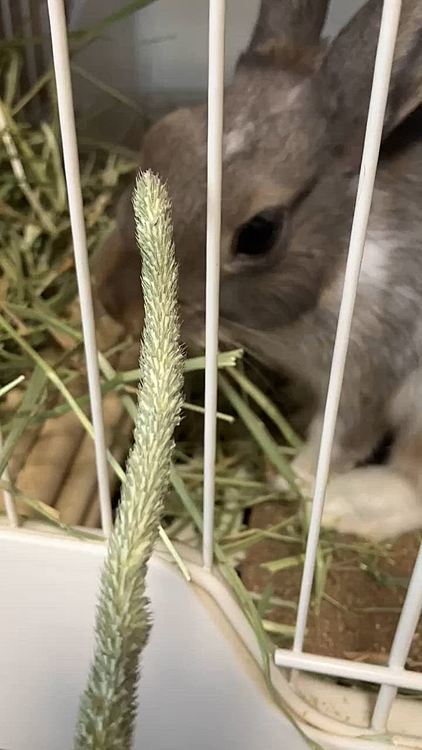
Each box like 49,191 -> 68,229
109,0 -> 422,540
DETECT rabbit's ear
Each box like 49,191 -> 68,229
241,0 -> 330,59
320,0 -> 422,165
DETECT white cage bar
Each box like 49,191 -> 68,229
290,0 -> 402,660
1,0 -> 421,745
371,542 -> 422,730
202,0 -> 226,570
274,650 -> 422,693
46,0 -> 113,536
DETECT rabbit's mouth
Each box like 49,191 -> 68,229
178,301 -> 246,356
180,295 -> 278,364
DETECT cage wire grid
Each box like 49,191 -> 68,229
0,0 -> 421,741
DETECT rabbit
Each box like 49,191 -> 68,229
112,0 -> 422,541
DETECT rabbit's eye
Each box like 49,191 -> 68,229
233,208 -> 281,258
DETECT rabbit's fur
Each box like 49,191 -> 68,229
110,0 -> 422,540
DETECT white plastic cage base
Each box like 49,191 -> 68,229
0,527 -> 307,750
1,524 -> 421,750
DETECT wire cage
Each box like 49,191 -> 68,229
0,1 -> 421,749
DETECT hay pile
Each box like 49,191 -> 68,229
0,35 -> 420,692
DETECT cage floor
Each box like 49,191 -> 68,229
4,376 -> 421,670
240,500 -> 422,669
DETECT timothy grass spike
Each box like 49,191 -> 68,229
73,171 -> 184,750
